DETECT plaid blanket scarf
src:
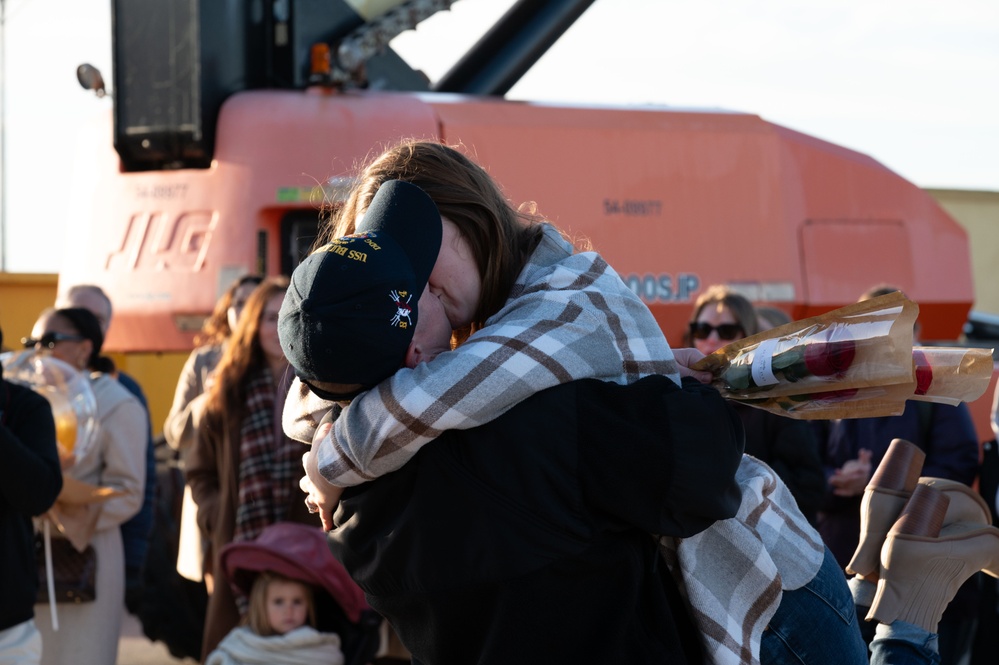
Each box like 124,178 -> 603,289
660,455 -> 824,664
233,368 -> 297,545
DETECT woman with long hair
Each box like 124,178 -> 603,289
164,275 -> 263,589
185,276 -> 317,660
164,274 -> 264,453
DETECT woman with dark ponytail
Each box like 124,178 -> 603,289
27,307 -> 147,665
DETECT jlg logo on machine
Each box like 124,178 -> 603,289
105,210 -> 217,272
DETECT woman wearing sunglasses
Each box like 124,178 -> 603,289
687,284 -> 826,525
27,307 -> 146,665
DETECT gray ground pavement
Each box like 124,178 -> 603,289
117,611 -> 197,665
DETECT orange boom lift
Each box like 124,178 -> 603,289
58,0 -> 991,435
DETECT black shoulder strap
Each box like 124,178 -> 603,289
0,381 -> 9,426
914,400 -> 934,452
980,439 -> 999,524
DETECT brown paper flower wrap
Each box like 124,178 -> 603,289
693,292 -> 918,396
737,347 -> 995,419
691,292 -> 993,419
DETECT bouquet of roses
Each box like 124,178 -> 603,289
735,346 -> 994,419
691,292 -> 994,419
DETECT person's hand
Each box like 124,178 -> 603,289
58,449 -> 76,471
829,448 -> 873,497
300,422 -> 344,531
673,347 -> 713,384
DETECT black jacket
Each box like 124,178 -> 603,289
330,376 -> 744,664
732,403 -> 825,525
0,378 -> 63,630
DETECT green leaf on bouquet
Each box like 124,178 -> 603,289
771,347 -> 803,370
779,361 -> 810,383
723,363 -> 753,390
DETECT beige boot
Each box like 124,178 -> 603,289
867,484 -> 999,633
917,477 -> 993,527
846,439 -> 924,578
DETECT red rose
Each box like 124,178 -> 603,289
804,338 -> 857,377
913,349 -> 933,395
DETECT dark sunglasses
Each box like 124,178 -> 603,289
689,322 -> 745,341
21,332 -> 86,349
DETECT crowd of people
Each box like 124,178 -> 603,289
2,138 -> 998,665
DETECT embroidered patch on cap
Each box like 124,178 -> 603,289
389,290 -> 413,329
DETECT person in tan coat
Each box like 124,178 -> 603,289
164,275 -> 262,584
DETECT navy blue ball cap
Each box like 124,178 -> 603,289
278,180 -> 443,396
355,179 -> 442,288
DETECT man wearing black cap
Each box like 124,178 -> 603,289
279,179 -> 442,405
279,181 -> 745,663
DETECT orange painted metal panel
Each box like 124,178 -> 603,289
61,91 -> 973,352
799,220 -> 914,304
59,90 -> 441,351
429,97 -> 972,344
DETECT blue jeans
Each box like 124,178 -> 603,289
761,546 -> 868,664
869,621 -> 940,665
851,569 -> 941,665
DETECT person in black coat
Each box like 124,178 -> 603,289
329,373 -> 744,664
0,325 -> 63,660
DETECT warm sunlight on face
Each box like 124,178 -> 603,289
406,287 -> 453,368
265,579 -> 310,635
693,303 -> 744,356
428,218 -> 482,329
228,281 -> 259,332
258,292 -> 287,365
30,311 -> 90,371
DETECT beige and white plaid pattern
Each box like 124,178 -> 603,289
285,224 -> 680,483
661,455 -> 824,665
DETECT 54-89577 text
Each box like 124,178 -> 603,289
603,199 -> 662,216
